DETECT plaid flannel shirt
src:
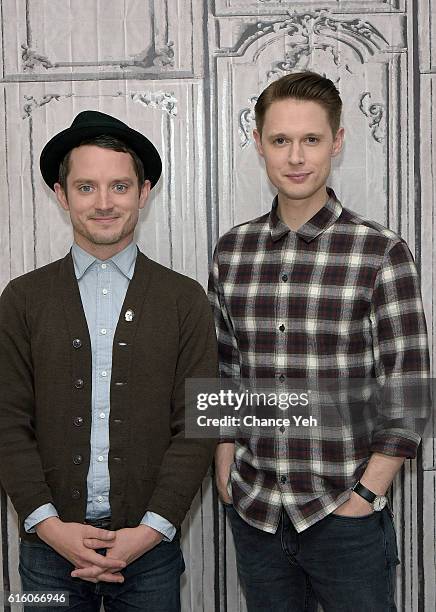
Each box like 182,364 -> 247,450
208,189 -> 430,533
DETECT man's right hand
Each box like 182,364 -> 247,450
35,517 -> 126,583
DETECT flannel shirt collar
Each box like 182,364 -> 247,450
269,187 -> 343,243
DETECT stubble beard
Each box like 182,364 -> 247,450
77,216 -> 136,247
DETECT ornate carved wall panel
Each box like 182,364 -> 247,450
214,1 -> 405,17
1,0 -> 202,82
0,0 -> 435,610
210,9 -> 411,242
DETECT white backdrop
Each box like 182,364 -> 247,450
0,1 -> 435,610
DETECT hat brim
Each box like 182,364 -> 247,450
40,122 -> 162,191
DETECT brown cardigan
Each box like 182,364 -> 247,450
0,251 -> 218,540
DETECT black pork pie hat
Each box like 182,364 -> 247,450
40,110 -> 162,190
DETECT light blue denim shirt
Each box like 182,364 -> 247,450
25,242 -> 176,541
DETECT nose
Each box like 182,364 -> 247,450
288,142 -> 304,165
95,189 -> 114,212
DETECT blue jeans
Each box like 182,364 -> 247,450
225,504 -> 399,612
19,536 -> 184,612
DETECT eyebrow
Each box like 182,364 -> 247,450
71,177 -> 135,185
269,132 -> 324,139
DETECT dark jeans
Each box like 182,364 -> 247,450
225,504 -> 399,612
19,536 -> 185,612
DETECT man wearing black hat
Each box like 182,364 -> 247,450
0,111 -> 218,610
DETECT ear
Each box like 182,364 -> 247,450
332,127 -> 345,157
54,183 -> 69,211
253,129 -> 264,157
139,179 -> 151,210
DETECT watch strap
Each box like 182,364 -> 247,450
352,481 -> 377,503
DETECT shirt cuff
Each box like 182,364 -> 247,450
24,503 -> 59,533
140,511 -> 176,542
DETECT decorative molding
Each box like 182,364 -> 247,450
21,42 -> 176,73
116,42 -> 176,70
238,96 -> 257,148
359,92 -> 386,142
21,45 -> 53,71
217,9 -> 389,63
131,91 -> 178,116
214,0 -> 404,15
22,94 -> 68,118
267,43 -> 353,79
152,41 -> 175,68
22,92 -> 178,119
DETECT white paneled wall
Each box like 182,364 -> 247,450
0,1 -> 434,610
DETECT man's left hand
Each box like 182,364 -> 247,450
71,525 -> 163,581
332,491 -> 374,517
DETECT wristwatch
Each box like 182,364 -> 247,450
352,481 -> 388,511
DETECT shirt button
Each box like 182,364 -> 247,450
74,379 -> 84,389
101,371 -> 108,377
114,419 -> 123,425
279,324 -> 285,332
280,475 -> 287,484
100,328 -> 107,335
279,425 -> 285,433
72,338 -> 82,349
97,455 -> 104,462
73,454 -> 83,465
71,489 -> 81,500
113,457 -> 122,463
101,263 -> 107,269
281,274 -> 288,282
97,496 -> 104,503
73,416 -> 84,427
102,288 -> 108,295
99,412 -> 106,419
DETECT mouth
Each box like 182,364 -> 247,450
90,217 -> 120,224
285,172 -> 311,183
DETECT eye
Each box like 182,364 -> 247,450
78,185 -> 93,193
305,136 -> 319,144
273,136 -> 287,146
113,184 -> 128,193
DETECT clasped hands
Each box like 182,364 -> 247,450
36,517 -> 163,583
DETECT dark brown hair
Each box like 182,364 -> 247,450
58,135 -> 145,193
254,71 -> 342,136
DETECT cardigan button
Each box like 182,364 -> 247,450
73,454 -> 83,465
73,416 -> 84,427
71,488 -> 81,500
72,338 -> 82,349
74,379 -> 84,389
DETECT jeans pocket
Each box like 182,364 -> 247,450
381,508 -> 400,567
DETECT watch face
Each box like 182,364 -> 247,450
374,496 -> 387,511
